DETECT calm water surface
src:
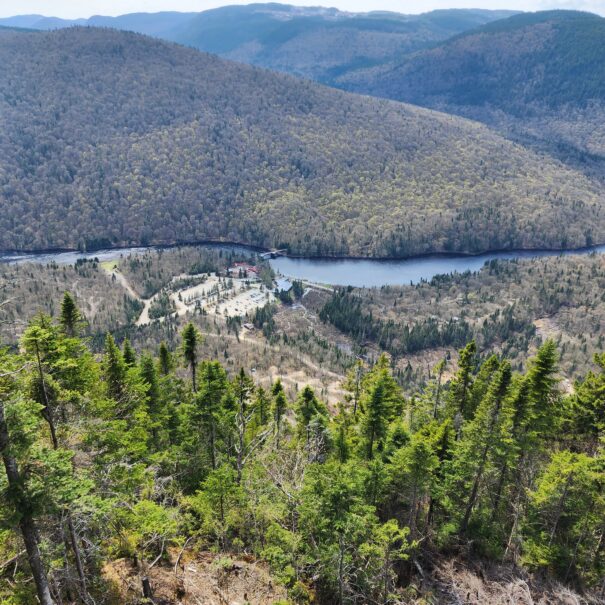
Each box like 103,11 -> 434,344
270,246 -> 605,287
2,244 -> 604,288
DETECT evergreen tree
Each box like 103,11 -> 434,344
103,333 -> 127,401
158,341 -> 173,376
233,368 -> 255,482
253,386 -> 270,426
388,434 -> 438,539
0,354 -> 56,605
192,361 -> 230,472
272,379 -> 288,447
525,339 -> 560,440
362,380 -> 387,460
523,450 -> 605,583
334,412 -> 351,464
448,340 -> 477,419
448,360 -> 513,536
343,359 -> 364,415
3,316 -> 605,600
296,385 -> 327,436
182,322 -> 201,392
122,337 -> 137,367
571,352 -> 605,448
360,355 -> 403,459
140,354 -> 163,448
59,291 -> 81,337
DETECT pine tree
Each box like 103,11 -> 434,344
182,323 -> 201,392
503,342 -> 561,556
334,414 -> 351,463
59,291 -> 81,337
466,354 -> 500,420
0,355 -> 56,605
523,450 -> 605,582
571,352 -> 605,449
432,357 -> 447,419
360,355 -> 403,459
272,380 -> 288,448
525,339 -> 560,440
140,354 -> 162,448
233,368 -> 254,482
296,385 -> 327,437
122,337 -> 137,367
158,341 -> 173,376
253,386 -> 270,426
389,435 -> 438,539
448,340 -> 477,419
343,359 -> 364,415
449,360 -> 513,535
362,380 -> 387,460
103,333 -> 127,401
193,361 -> 230,471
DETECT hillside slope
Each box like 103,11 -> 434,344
1,27 -> 604,256
340,10 -> 605,178
0,4 -> 517,84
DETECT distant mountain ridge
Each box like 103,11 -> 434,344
0,4 -> 518,83
0,26 -> 603,257
338,10 -> 605,179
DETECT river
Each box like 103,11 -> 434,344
2,243 -> 604,288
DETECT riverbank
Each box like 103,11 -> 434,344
2,238 -> 605,264
2,240 -> 605,288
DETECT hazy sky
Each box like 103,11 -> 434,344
0,0 -> 604,18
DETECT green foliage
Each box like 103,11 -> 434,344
1,308 -> 604,603
321,289 -> 474,356
59,291 -> 82,337
158,341 -> 173,376
522,450 -> 605,584
122,337 -> 137,367
182,322 -> 202,391
148,292 -> 176,320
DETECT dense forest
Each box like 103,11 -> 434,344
339,10 -> 605,180
1,296 -> 604,604
1,27 -> 604,257
341,11 -> 605,111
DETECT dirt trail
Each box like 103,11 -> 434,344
110,268 -> 140,301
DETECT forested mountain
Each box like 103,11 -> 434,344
340,10 -> 605,178
0,5 -> 517,84
1,26 -> 604,257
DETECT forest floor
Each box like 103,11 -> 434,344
103,549 -> 602,604
413,556 -> 603,605
103,550 -> 287,605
